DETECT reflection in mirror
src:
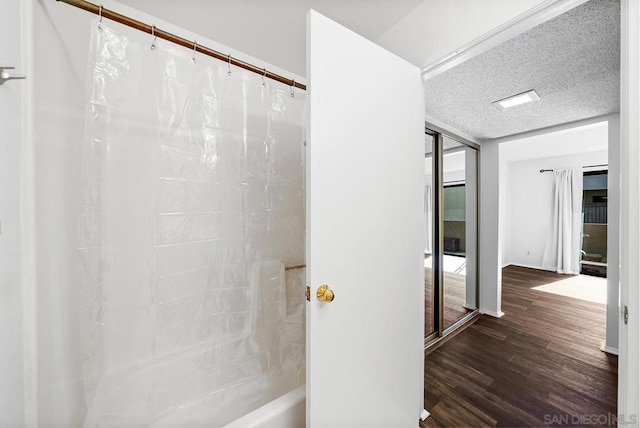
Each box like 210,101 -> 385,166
441,137 -> 478,330
424,131 -> 478,339
424,134 -> 434,337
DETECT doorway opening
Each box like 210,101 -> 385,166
498,118 -> 616,367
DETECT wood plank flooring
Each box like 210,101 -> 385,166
425,267 -> 473,333
423,266 -> 617,427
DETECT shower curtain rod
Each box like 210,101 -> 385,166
56,0 -> 307,91
539,163 -> 608,173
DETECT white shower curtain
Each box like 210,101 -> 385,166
424,183 -> 432,254
542,168 -> 583,274
78,21 -> 306,427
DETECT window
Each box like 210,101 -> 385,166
443,184 -> 465,255
581,171 -> 607,277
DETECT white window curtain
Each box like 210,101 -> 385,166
542,168 -> 583,274
424,183 -> 432,254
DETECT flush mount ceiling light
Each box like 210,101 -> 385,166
493,89 -> 540,109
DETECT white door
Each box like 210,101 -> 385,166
306,11 -> 425,427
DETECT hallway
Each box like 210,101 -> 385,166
423,265 -> 617,427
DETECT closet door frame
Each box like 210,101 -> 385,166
425,123 -> 480,348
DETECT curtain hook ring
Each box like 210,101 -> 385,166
227,54 -> 232,76
97,4 -> 103,31
192,40 -> 197,63
290,80 -> 295,97
150,25 -> 157,50
262,68 -> 267,86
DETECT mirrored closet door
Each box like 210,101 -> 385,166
424,134 -> 435,337
425,126 -> 479,345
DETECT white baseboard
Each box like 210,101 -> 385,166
505,262 -> 556,272
602,345 -> 619,355
463,303 -> 477,311
480,309 -> 505,318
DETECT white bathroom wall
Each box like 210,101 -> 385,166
33,3 -> 90,425
31,2 -> 305,426
0,1 -> 27,426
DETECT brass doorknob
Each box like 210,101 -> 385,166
316,284 -> 335,302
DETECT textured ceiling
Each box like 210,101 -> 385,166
423,0 -> 620,142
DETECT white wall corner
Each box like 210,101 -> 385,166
479,140 -> 502,316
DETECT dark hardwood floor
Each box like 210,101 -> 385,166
423,265 -> 617,428
426,264 -> 473,333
